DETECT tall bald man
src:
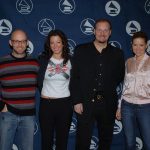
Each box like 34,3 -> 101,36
0,29 -> 39,150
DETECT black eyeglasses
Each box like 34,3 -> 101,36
11,40 -> 27,45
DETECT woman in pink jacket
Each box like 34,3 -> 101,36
116,31 -> 150,150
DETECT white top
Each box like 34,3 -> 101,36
41,57 -> 71,98
118,53 -> 150,108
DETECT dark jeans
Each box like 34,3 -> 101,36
39,97 -> 73,150
75,100 -> 115,150
121,100 -> 150,150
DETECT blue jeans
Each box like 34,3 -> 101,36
0,111 -> 35,150
121,100 -> 150,150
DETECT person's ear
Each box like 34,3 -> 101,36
93,29 -> 96,35
9,40 -> 12,46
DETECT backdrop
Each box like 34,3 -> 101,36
0,0 -> 150,150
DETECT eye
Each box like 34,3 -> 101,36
11,40 -> 27,45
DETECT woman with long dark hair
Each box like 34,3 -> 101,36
38,29 -> 73,150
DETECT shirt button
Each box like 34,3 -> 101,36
92,99 -> 95,102
99,74 -> 101,76
100,64 -> 102,66
93,88 -> 96,91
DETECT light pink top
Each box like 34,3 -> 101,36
118,53 -> 150,108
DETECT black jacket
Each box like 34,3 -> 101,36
37,53 -> 49,94
70,42 -> 125,119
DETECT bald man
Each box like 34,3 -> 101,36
0,29 -> 39,150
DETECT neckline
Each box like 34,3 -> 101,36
10,53 -> 27,60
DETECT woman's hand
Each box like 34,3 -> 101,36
116,108 -> 121,120
74,103 -> 83,114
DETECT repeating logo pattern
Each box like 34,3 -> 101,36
0,19 -> 12,36
146,40 -> 150,55
113,120 -> 122,134
68,39 -> 76,56
105,1 -> 121,16
126,21 -> 141,36
136,137 -> 143,150
27,40 -> 34,54
90,136 -> 99,150
144,0 -> 150,14
80,18 -> 95,35
59,0 -> 76,14
12,144 -> 18,150
116,82 -> 123,95
38,18 -> 55,36
16,0 -> 33,14
69,117 -> 77,134
109,41 -> 122,49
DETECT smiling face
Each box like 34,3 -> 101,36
94,21 -> 111,44
132,37 -> 147,59
9,30 -> 28,57
50,35 -> 64,57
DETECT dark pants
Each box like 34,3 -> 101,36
39,97 -> 73,150
75,100 -> 115,150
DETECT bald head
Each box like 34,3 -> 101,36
10,29 -> 28,41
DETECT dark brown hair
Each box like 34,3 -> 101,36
132,31 -> 148,43
44,29 -> 69,65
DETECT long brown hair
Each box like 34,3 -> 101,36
43,29 -> 69,65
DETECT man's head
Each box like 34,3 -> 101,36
94,19 -> 112,44
9,29 -> 28,58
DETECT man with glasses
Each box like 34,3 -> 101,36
70,19 -> 125,150
0,29 -> 39,150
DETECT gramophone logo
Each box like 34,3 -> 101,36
12,144 -> 18,150
38,18 -> 55,36
145,0 -> 150,14
146,40 -> 150,55
109,41 -> 121,49
26,40 -> 34,55
116,82 -> 123,95
0,19 -> 12,36
90,136 -> 99,150
69,117 -> 77,134
59,0 -> 76,14
80,18 -> 95,35
68,39 -> 76,56
126,21 -> 141,36
113,120 -> 122,134
105,1 -> 121,16
136,137 -> 143,150
16,0 -> 33,14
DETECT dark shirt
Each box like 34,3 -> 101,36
93,45 -> 110,92
70,42 -> 125,105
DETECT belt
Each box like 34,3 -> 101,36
92,93 -> 104,102
41,97 -> 70,102
96,94 -> 104,100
